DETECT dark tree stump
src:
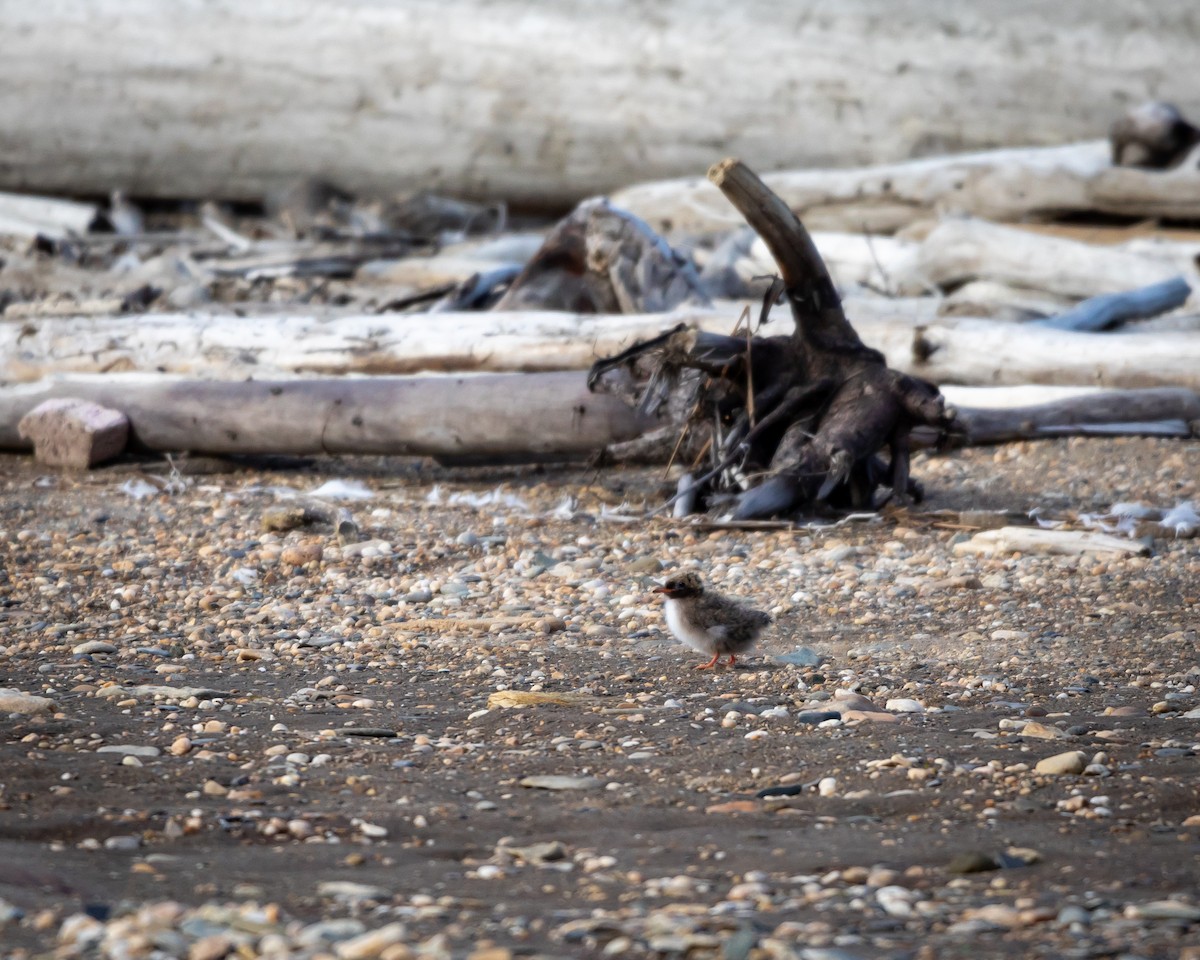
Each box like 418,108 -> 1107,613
589,158 -> 955,519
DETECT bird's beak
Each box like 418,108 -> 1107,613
652,585 -> 670,595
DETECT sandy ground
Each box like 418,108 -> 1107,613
1,437 -> 1198,959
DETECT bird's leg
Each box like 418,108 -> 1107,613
695,652 -> 721,670
727,654 -> 737,666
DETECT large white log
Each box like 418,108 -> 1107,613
900,319 -> 1200,390
6,308 -> 1200,392
0,373 -> 646,456
614,143 -> 1200,235
1,1 -> 1197,205
0,308 -> 760,382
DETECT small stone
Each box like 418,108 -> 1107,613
72,640 -> 117,655
18,398 -> 129,469
281,543 -> 323,566
841,709 -> 897,723
1126,901 -> 1200,922
262,507 -> 307,532
705,800 -> 760,815
519,775 -> 602,791
1019,721 -> 1067,740
0,688 -> 57,715
335,922 -> 409,959
1056,905 -> 1090,927
189,934 -> 236,960
947,851 -> 1001,874
774,647 -> 823,667
832,691 -> 878,711
627,557 -> 663,575
795,710 -> 841,725
1034,751 -> 1086,775
96,744 -> 161,758
202,779 -> 228,796
103,835 -> 141,851
817,777 -> 838,797
885,698 -> 925,713
317,881 -> 392,903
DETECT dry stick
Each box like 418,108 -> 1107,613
661,398 -> 702,478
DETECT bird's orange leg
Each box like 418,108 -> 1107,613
695,652 -> 720,670
727,654 -> 737,667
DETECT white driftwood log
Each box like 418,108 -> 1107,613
0,191 -> 98,239
2,2 -> 1198,205
614,143 -> 1200,236
0,309 -> 758,382
728,224 -> 1200,302
915,219 -> 1198,299
897,319 -> 1200,390
953,527 -> 1151,558
0,373 -> 646,457
6,308 -> 1200,391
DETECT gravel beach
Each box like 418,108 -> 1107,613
1,437 -> 1198,959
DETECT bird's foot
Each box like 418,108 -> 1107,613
695,654 -> 720,670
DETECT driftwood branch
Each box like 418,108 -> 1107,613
941,387 -> 1200,444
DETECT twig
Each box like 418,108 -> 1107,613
861,226 -> 894,297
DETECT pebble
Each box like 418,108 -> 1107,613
0,688 -> 57,714
280,542 -> 323,565
1034,750 -> 1087,775
774,647 -> 824,666
884,698 -> 925,713
1019,721 -> 1067,740
334,922 -> 409,959
96,744 -> 161,757
817,777 -> 838,797
72,640 -> 117,655
518,775 -> 602,791
1125,901 -> 1200,921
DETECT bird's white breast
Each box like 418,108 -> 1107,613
664,598 -> 726,654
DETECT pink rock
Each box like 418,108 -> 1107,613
17,397 -> 129,468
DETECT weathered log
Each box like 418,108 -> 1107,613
944,387 -> 1200,444
916,219 -> 1197,299
614,142 -> 1200,236
0,309 -> 753,382
4,2 -> 1197,206
720,223 -> 1200,303
901,320 -> 1200,391
954,527 -> 1152,558
8,308 -> 1200,391
0,373 -> 647,457
0,191 -> 98,239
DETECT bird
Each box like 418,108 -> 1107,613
653,571 -> 772,670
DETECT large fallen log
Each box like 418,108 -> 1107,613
3,3 -> 1198,205
614,142 -> 1200,236
0,373 -> 646,457
7,307 -> 1200,391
